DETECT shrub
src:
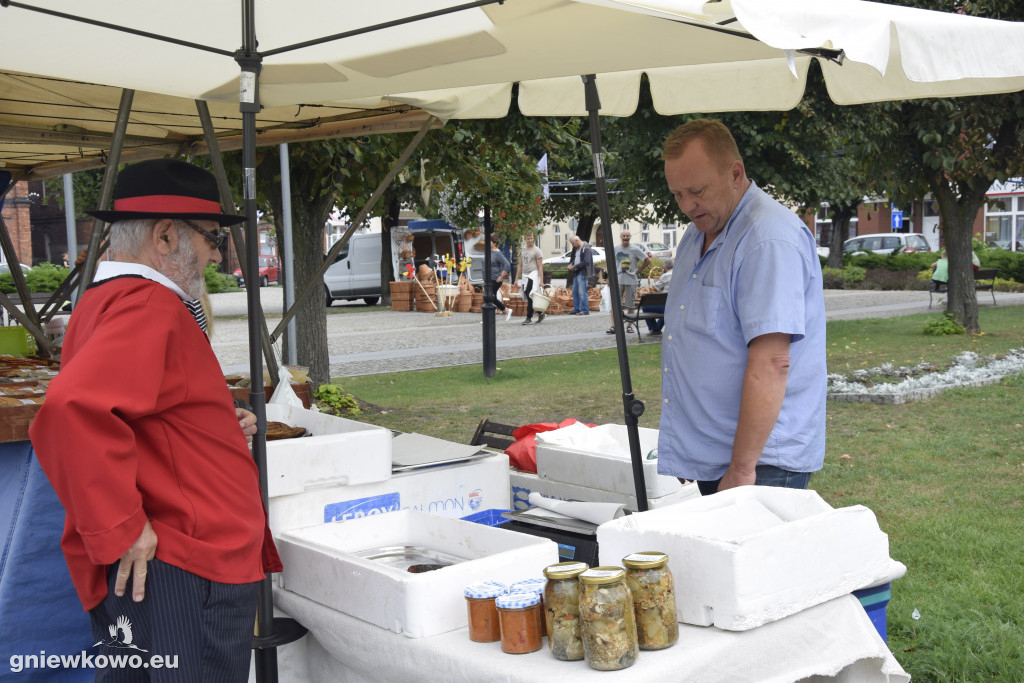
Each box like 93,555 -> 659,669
862,268 -> 928,290
923,312 -> 965,336
980,248 -> 1024,283
821,266 -> 866,289
204,264 -> 238,293
23,263 -> 69,293
846,251 -> 936,273
314,383 -> 361,417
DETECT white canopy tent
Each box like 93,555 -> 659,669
4,2 -> 1024,678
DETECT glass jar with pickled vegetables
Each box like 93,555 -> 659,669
542,561 -> 588,661
578,566 -> 638,671
622,551 -> 679,650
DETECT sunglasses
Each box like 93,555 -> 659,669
179,218 -> 228,249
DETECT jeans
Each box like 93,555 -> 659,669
696,464 -> 811,496
642,305 -> 665,332
571,273 -> 589,313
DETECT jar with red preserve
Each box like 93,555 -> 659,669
464,581 -> 506,642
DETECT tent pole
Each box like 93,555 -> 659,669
195,99 -> 281,384
78,88 -> 134,300
278,143 -> 298,365
482,206 -> 496,377
582,74 -> 649,512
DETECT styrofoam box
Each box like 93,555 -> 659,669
264,404 -> 392,497
269,453 -> 510,536
597,486 -> 893,631
510,469 -> 701,512
535,424 -> 680,498
277,510 -> 559,637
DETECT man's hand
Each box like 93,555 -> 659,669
236,407 -> 257,444
717,464 -> 757,492
115,520 -> 158,602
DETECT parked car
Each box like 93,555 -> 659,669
234,256 -> 279,287
816,246 -> 830,258
545,246 -> 606,267
843,233 -> 931,255
639,242 -> 673,260
0,262 -> 32,275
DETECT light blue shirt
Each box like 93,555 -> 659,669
657,182 -> 826,481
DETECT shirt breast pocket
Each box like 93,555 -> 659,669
683,284 -> 723,337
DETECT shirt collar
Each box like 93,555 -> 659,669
94,261 -> 191,301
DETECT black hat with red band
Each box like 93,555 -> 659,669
86,158 -> 246,226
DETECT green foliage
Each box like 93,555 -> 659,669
979,248 -> 1024,282
204,264 -> 238,294
314,383 -> 361,418
821,266 -> 866,289
42,168 -> 107,219
846,251 -> 937,273
923,312 -> 966,336
25,263 -> 68,293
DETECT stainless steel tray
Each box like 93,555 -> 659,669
353,544 -> 467,571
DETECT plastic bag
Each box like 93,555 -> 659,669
269,363 -> 304,407
599,284 -> 612,313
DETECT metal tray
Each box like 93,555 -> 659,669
353,544 -> 467,571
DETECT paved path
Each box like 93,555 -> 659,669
208,288 -> 1024,378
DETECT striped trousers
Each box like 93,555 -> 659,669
89,558 -> 258,682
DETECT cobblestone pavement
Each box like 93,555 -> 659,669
208,288 -> 1024,378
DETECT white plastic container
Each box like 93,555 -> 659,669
535,424 -> 680,499
510,469 -> 699,513
277,510 -> 558,638
597,487 -> 893,631
264,404 -> 392,497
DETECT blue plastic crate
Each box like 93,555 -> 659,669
461,509 -> 511,527
853,582 -> 891,643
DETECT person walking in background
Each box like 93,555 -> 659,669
516,231 -> 546,325
657,118 -> 826,496
489,233 -> 513,322
568,234 -> 594,315
29,159 -> 280,681
607,229 -> 649,334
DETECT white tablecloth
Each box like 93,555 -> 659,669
257,589 -> 909,683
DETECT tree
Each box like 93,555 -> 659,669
860,0 -> 1024,333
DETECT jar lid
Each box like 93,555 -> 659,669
622,551 -> 669,569
464,581 -> 507,599
496,591 -> 541,609
509,578 -> 546,595
543,561 -> 589,580
579,566 -> 626,585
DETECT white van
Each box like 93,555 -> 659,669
323,221 -> 480,306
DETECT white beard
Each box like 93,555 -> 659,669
163,231 -> 206,300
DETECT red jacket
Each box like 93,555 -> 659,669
30,275 -> 281,611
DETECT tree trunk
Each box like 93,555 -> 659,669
826,201 -> 859,270
575,213 -> 599,245
931,182 -> 987,334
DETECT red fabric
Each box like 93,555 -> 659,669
505,418 -> 594,473
30,277 -> 280,611
114,194 -> 221,214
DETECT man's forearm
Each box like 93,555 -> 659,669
722,333 -> 790,488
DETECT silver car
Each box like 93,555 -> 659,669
843,233 -> 931,255
639,241 -> 673,260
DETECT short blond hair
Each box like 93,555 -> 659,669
661,118 -> 742,169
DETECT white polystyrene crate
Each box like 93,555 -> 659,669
509,469 -> 700,512
597,486 -> 893,631
264,404 -> 391,497
535,424 -> 680,498
277,510 -> 559,638
268,453 -> 509,537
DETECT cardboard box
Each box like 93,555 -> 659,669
277,510 -> 558,637
264,405 -> 392,497
510,469 -> 700,512
597,486 -> 892,631
269,453 -> 510,536
535,424 -> 681,498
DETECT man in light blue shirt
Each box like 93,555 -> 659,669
656,119 -> 826,495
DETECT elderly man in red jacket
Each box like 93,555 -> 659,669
30,159 -> 281,681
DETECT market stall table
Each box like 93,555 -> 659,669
261,587 -> 909,683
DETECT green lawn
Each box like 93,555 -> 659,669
339,306 -> 1024,682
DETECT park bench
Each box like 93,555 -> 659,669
622,291 -> 668,342
929,268 -> 998,308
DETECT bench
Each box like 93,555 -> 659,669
929,268 -> 998,308
470,418 -> 518,451
622,291 -> 668,342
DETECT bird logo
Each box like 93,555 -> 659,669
93,615 -> 149,652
